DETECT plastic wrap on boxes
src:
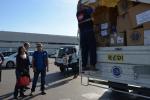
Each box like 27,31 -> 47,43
136,10 -> 150,25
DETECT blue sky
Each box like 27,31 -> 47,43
0,0 -> 79,36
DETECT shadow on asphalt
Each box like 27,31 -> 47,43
7,93 -> 41,100
0,71 -> 74,100
98,91 -> 149,100
35,71 -> 73,89
22,93 -> 41,100
99,91 -> 133,100
0,92 -> 13,100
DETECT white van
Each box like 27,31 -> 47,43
54,46 -> 79,72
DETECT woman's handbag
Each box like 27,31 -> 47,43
18,76 -> 30,86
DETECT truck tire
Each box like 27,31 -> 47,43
60,67 -> 65,72
108,81 -> 128,92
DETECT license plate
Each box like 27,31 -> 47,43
107,54 -> 124,62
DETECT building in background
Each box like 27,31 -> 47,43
0,31 -> 78,55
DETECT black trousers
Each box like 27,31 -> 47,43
63,65 -> 69,76
71,63 -> 79,75
14,70 -> 24,97
80,31 -> 96,68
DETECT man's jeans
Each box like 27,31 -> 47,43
31,69 -> 46,92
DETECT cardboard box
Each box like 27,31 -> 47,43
100,29 -> 110,37
98,0 -> 119,7
117,0 -> 135,15
117,33 -> 125,46
109,6 -> 118,25
144,22 -> 150,30
144,30 -> 150,45
143,22 -> 150,45
127,28 -> 144,46
95,33 -> 110,47
86,0 -> 99,9
128,4 -> 150,28
110,34 -> 117,46
92,6 -> 118,25
98,37 -> 110,47
94,24 -> 100,33
100,23 -> 109,30
117,14 -> 132,32
92,6 -> 109,24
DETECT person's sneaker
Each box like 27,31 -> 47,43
30,92 -> 34,96
41,91 -> 46,95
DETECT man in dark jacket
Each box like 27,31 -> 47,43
0,52 -> 4,82
77,4 -> 97,71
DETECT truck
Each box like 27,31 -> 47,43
78,0 -> 150,99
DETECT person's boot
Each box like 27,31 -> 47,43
30,89 -> 35,96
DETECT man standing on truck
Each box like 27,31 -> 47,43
76,2 -> 97,71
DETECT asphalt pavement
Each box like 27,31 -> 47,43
0,59 -> 147,100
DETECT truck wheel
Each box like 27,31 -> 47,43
60,67 -> 65,72
108,81 -> 128,92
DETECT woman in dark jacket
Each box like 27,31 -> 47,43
14,46 -> 30,99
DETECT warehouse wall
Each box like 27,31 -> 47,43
0,31 -> 78,54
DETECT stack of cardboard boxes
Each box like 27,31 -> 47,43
117,2 -> 150,46
85,0 -> 150,47
92,6 -> 118,47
